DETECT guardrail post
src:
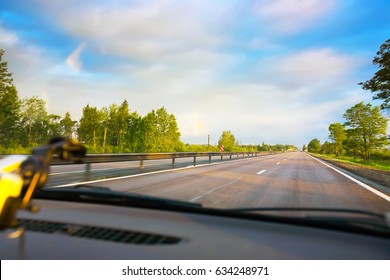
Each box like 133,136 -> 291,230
193,156 -> 196,166
172,157 -> 175,166
140,160 -> 144,169
209,156 -> 211,163
85,163 -> 91,180
220,155 -> 223,161
230,155 -> 232,160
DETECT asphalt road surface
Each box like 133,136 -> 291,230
47,152 -> 390,213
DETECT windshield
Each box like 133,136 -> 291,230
0,0 -> 389,219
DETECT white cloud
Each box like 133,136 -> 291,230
0,26 -> 20,46
253,0 -> 335,33
0,25 -> 51,97
36,0 -> 233,61
130,49 -> 241,87
277,48 -> 356,88
247,48 -> 357,94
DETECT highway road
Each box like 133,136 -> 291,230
47,152 -> 390,213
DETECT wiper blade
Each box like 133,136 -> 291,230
229,207 -> 384,219
34,188 -> 389,238
35,185 -> 202,210
226,207 -> 390,237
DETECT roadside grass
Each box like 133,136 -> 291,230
312,153 -> 390,172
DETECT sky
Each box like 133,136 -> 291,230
0,0 -> 389,147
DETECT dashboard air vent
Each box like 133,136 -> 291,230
17,219 -> 181,245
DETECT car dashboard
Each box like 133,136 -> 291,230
1,198 -> 389,260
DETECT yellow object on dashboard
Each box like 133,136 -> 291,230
0,155 -> 28,173
0,172 -> 23,223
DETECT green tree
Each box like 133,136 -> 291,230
308,138 -> 321,153
258,142 -> 270,151
343,102 -> 388,160
77,104 -> 104,150
106,103 -> 119,148
138,107 -> 182,152
0,49 -> 13,92
0,49 -> 21,147
125,111 -> 142,152
328,122 -> 346,156
321,141 -> 334,155
107,100 -> 131,151
218,130 -> 237,151
138,110 -> 157,152
155,107 -> 182,152
0,86 -> 21,146
20,96 -> 49,147
60,112 -> 77,138
343,129 -> 361,160
47,114 -> 62,139
359,39 -> 390,110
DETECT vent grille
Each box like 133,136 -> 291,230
17,219 -> 181,245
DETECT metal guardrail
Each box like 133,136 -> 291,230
0,151 -> 271,174
52,151 -> 266,167
1,152 -> 272,182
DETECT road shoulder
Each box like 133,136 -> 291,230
309,153 -> 390,196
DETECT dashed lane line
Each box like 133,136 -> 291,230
189,178 -> 242,202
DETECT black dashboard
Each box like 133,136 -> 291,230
1,199 -> 389,260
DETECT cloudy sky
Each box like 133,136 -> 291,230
1,0 -> 389,147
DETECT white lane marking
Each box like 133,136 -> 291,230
276,162 -> 281,165
49,156 -> 269,188
50,170 -> 84,175
190,178 -> 241,202
257,170 -> 266,175
308,154 -> 390,202
50,167 -> 131,176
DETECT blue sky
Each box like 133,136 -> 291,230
1,0 -> 389,147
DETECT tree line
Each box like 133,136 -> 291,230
0,91 -> 182,153
0,49 -> 178,153
306,39 -> 390,161
217,130 -> 296,152
307,102 -> 388,160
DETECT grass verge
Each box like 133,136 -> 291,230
311,153 -> 389,188
311,153 -> 390,171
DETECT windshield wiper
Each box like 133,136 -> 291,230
35,185 -> 202,211
34,187 -> 389,238
225,207 -> 390,238
229,207 -> 384,218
